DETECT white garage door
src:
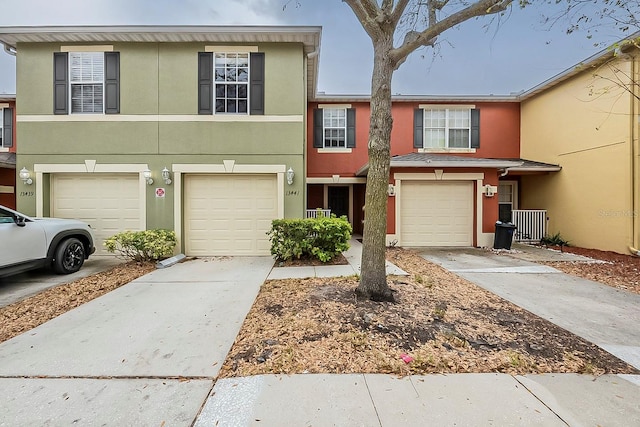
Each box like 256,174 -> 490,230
400,181 -> 473,247
52,174 -> 142,254
184,174 -> 278,256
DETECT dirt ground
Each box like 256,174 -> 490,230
219,248 -> 638,378
540,245 -> 640,295
1,245 -> 638,378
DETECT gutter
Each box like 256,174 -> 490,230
3,44 -> 15,56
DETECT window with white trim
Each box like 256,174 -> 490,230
323,108 -> 347,148
313,107 -> 356,149
53,50 -> 118,115
424,108 -> 471,149
198,51 -> 263,115
0,107 -> 12,149
215,53 -> 249,114
0,108 -> 3,147
69,52 -> 104,114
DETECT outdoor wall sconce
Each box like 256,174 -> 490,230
286,167 -> 295,185
143,169 -> 153,186
19,167 -> 33,185
162,167 -> 172,185
483,184 -> 497,197
387,184 -> 396,196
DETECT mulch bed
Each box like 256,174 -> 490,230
219,248 -> 638,378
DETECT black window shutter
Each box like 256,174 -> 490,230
346,108 -> 356,148
104,52 -> 120,114
470,108 -> 480,148
250,52 -> 265,115
53,52 -> 68,115
2,108 -> 12,148
413,108 -> 423,148
313,108 -> 323,148
198,52 -> 213,114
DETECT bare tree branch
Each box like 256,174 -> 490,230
390,0 -> 512,68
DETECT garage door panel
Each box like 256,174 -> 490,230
400,181 -> 473,247
52,174 -> 141,255
184,174 -> 277,256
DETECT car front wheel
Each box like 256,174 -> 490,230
53,238 -> 86,274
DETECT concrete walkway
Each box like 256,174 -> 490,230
0,256 -> 274,425
1,241 -> 639,425
420,246 -> 640,371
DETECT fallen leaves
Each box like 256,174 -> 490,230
220,248 -> 638,378
0,262 -> 155,343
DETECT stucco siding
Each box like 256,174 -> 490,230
520,58 -> 634,253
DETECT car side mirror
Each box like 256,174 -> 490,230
13,215 -> 26,227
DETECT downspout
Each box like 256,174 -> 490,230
500,169 -> 510,177
3,44 -> 16,56
629,54 -> 640,256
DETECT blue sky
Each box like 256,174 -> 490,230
0,0 -> 631,96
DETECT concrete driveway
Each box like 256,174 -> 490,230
420,247 -> 640,370
0,255 -> 124,308
0,256 -> 274,426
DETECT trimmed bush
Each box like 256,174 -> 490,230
268,215 -> 352,262
104,229 -> 177,262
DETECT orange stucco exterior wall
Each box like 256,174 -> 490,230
307,100 -> 520,243
307,101 -> 521,178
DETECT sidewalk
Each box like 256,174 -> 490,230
0,242 -> 638,425
193,242 -> 639,426
420,246 -> 640,370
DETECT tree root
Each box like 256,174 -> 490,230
355,286 -> 396,303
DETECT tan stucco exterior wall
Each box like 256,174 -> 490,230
520,57 -> 638,254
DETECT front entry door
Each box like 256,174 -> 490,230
328,186 -> 349,219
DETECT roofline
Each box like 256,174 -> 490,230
313,93 -> 520,103
0,25 -> 322,48
0,93 -> 16,100
0,25 -> 321,102
505,166 -> 562,172
519,31 -> 640,100
356,159 -> 523,176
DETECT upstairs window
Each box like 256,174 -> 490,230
215,53 -> 249,114
313,107 -> 356,149
0,107 -> 13,149
70,52 -> 104,113
53,51 -> 120,115
414,107 -> 479,150
323,108 -> 346,148
198,51 -> 264,115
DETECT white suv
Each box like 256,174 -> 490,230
0,205 -> 96,278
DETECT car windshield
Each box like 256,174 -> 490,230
0,208 -> 15,224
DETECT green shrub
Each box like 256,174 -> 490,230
104,229 -> 177,262
540,232 -> 570,247
268,215 -> 352,262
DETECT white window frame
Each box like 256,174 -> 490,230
69,52 -> 105,114
214,52 -> 250,115
498,181 -> 518,221
423,107 -> 472,149
0,107 -> 4,149
323,108 -> 347,148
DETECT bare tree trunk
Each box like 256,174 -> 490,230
356,36 -> 395,302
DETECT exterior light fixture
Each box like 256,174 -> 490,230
286,167 -> 294,185
19,167 -> 33,185
162,167 -> 172,185
143,168 -> 153,185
